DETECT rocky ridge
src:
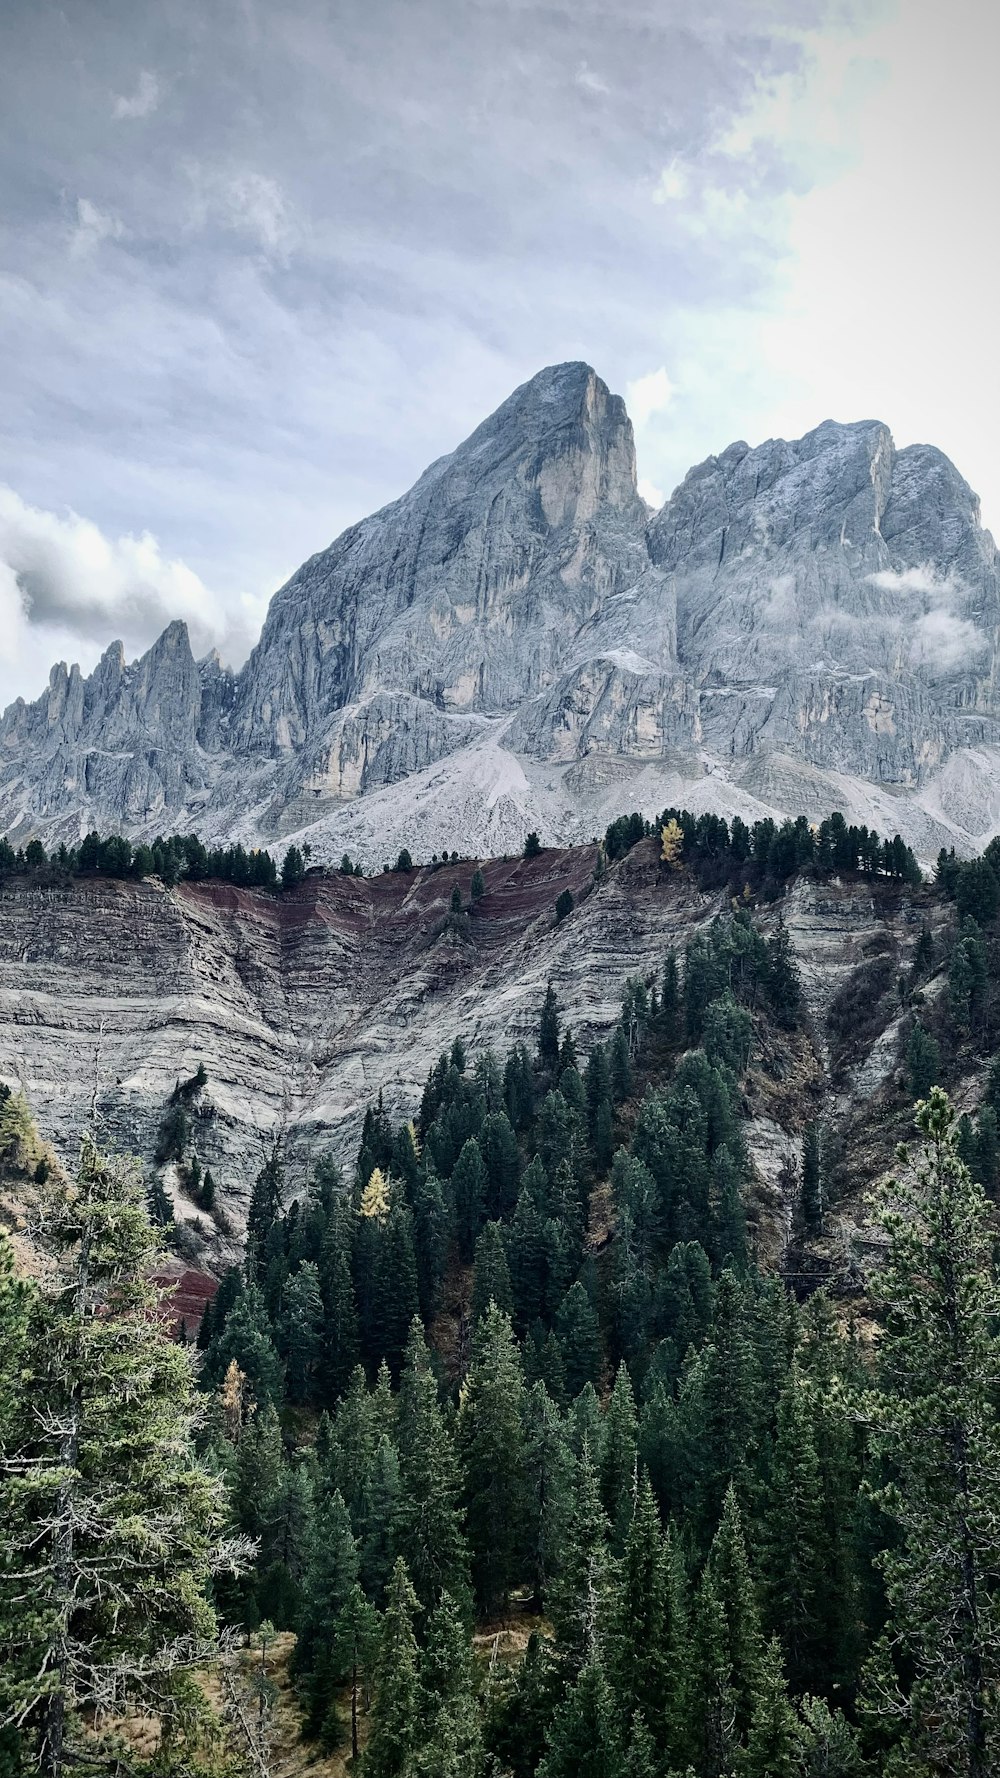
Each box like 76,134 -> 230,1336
3,362 -> 1000,860
0,841 -> 965,1275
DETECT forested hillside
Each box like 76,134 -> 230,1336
3,815 -> 1000,1777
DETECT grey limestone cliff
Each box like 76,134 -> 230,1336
3,363 -> 1000,860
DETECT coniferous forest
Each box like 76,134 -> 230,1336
3,819 -> 1000,1778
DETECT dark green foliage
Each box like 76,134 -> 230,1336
394,848 -> 413,872
470,867 -> 485,900
524,831 -> 542,858
281,844 -> 305,889
906,1022 -> 941,1100
539,982 -> 561,1070
555,887 -> 574,923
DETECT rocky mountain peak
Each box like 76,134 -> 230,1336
2,370 -> 1000,861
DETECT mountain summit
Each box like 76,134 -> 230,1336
3,363 -> 999,859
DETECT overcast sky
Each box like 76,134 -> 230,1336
1,0 -> 997,707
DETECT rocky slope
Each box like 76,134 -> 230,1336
0,841 -> 965,1276
3,363 -> 1000,861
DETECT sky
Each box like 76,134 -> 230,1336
1,0 -> 997,708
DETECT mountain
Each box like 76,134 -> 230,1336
3,361 -> 1000,860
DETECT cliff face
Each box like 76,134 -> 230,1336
3,363 -> 1000,861
0,846 -> 953,1268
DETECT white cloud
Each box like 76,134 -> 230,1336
638,477 -> 664,509
70,197 -> 125,258
0,486 -> 263,708
575,63 -> 609,96
866,563 -> 986,672
626,366 -> 675,429
187,166 -> 297,257
652,158 -> 688,204
112,70 -> 160,121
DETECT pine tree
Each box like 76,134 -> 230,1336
554,1281 -> 602,1400
600,1362 -> 638,1548
396,1322 -> 471,1613
706,1483 -> 765,1741
906,1021 -> 941,1100
470,868 -> 485,901
521,1381 -> 575,1610
365,1557 -> 422,1778
279,1259 -> 324,1403
0,1134 -> 238,1778
332,1583 -> 379,1760
471,1220 -> 514,1323
458,1304 -> 527,1618
766,915 -> 802,1028
246,1150 -> 284,1280
414,1589 -> 482,1776
661,951 -> 681,1044
291,1489 -> 360,1735
536,1659 -> 622,1778
607,1473 -> 680,1750
761,1369 -> 826,1694
741,1637 -> 802,1778
856,1088 -> 1000,1776
539,983 -> 561,1071
548,1446 -> 610,1669
452,1136 -> 487,1262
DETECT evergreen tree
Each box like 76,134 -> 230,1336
396,1322 -> 471,1613
761,1369 -> 826,1694
661,951 -> 681,1044
0,1135 -> 234,1778
906,1022 -> 941,1100
548,1446 -> 610,1669
291,1489 -> 360,1735
536,1660 -> 622,1778
539,983 -> 561,1071
279,1260 -> 324,1403
766,915 -> 802,1028
414,1589 -> 482,1776
555,1281 -> 602,1400
471,1220 -> 514,1324
458,1304 -> 527,1618
365,1557 -> 422,1778
600,1362 -> 638,1548
281,844 -> 305,889
856,1088 -> 1000,1777
471,868 -> 485,901
452,1137 -> 487,1263
741,1637 -> 802,1778
521,1381 -> 575,1609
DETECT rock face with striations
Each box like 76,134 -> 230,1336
3,363 -> 1000,861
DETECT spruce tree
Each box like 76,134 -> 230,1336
414,1589 -> 482,1776
536,1659 -> 622,1778
471,1220 -> 514,1323
365,1557 -> 422,1778
856,1088 -> 1000,1777
741,1637 -> 802,1778
0,1134 -> 237,1778
538,983 -> 561,1070
548,1446 -> 610,1669
761,1369 -> 826,1694
521,1381 -> 575,1610
458,1304 -> 527,1618
600,1362 -> 638,1548
396,1322 -> 471,1613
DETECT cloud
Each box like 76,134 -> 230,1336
69,198 -> 126,258
0,486 -> 264,708
909,607 -> 985,672
575,63 -> 609,96
627,367 -> 675,429
867,563 -> 987,673
637,477 -> 664,509
187,166 -> 296,257
113,70 -> 160,120
652,159 -> 689,204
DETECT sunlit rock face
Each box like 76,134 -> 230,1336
3,363 -> 1000,860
